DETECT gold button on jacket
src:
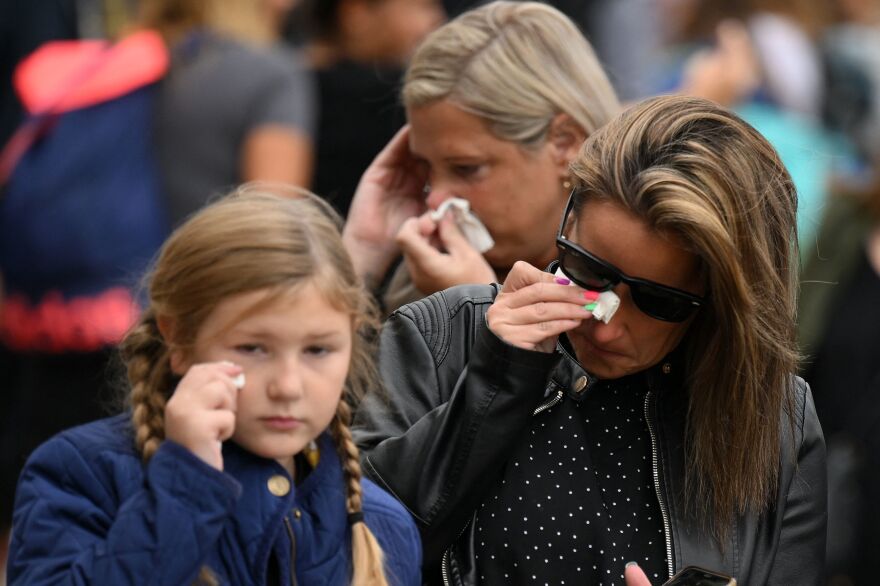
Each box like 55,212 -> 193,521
267,475 -> 290,497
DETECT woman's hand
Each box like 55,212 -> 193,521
486,261 -> 594,353
342,126 -> 429,290
397,212 -> 497,295
625,562 -> 654,586
164,361 -> 242,471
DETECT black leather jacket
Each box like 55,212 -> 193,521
354,285 -> 827,585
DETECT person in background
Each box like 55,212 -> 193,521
798,165 -> 880,586
142,0 -> 316,226
0,3 -> 316,578
654,0 -> 856,254
354,95 -> 826,585
823,0 -> 880,164
342,1 -> 619,313
8,186 -> 421,585
0,4 -> 155,575
293,0 -> 444,217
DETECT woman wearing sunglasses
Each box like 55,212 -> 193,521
354,95 -> 826,585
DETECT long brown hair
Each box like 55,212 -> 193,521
119,184 -> 388,584
570,95 -> 800,541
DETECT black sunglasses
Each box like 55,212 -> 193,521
555,191 -> 705,322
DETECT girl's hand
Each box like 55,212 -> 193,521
342,126 -> 429,289
486,261 -> 594,353
397,212 -> 497,295
164,361 -> 242,471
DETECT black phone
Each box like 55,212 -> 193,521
661,566 -> 736,586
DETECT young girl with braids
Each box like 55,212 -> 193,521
7,186 -> 421,585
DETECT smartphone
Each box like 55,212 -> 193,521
661,566 -> 736,586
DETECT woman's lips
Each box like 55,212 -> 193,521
261,417 -> 301,431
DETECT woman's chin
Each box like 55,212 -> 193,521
570,336 -> 631,380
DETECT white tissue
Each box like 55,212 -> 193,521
590,290 -> 621,324
554,267 -> 620,324
429,198 -> 495,253
232,373 -> 246,389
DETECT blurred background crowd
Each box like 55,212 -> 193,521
1,0 -> 878,584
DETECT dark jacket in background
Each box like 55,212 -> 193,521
311,60 -> 405,219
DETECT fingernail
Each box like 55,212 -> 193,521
555,277 -> 571,285
626,561 -> 638,568
584,302 -> 597,311
583,290 -> 600,301
232,373 -> 246,390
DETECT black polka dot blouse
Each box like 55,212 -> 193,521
472,374 -> 669,585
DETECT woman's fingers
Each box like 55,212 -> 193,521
378,125 -> 413,166
500,279 -> 591,309
397,213 -> 498,294
624,562 -> 653,586
371,125 -> 428,192
498,299 -> 592,325
499,260 -> 552,293
487,261 -> 595,352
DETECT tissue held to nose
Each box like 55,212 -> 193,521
430,197 -> 495,253
554,268 -> 620,324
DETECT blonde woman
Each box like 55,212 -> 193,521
9,188 -> 420,585
342,1 -> 620,313
355,96 -> 826,584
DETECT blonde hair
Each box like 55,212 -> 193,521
139,0 -> 275,45
570,95 -> 800,541
402,0 -> 619,147
119,184 -> 388,584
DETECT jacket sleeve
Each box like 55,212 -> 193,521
767,381 -> 828,585
9,437 -> 241,585
353,290 -> 560,567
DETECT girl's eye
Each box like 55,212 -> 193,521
235,343 -> 266,355
304,345 -> 331,356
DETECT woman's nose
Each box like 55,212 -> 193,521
425,183 -> 455,211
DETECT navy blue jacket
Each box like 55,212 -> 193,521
9,414 -> 421,585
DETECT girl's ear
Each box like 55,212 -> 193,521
548,113 -> 587,175
156,316 -> 188,375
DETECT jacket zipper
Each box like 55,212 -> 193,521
441,546 -> 452,586
441,516 -> 474,586
643,390 -> 674,578
283,516 -> 298,586
441,389 -> 565,584
533,388 -> 563,416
